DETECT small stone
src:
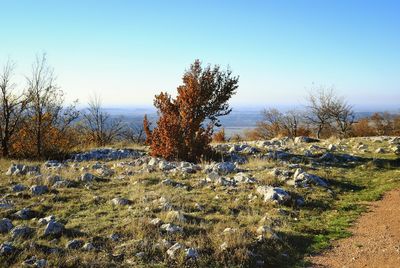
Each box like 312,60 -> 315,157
80,173 -> 96,182
167,242 -> 184,259
44,220 -> 64,236
11,184 -> 27,192
135,252 -> 145,258
150,218 -> 163,226
220,242 -> 228,250
0,242 -> 14,255
65,239 -> 84,249
185,247 -> 199,259
256,186 -> 291,204
109,233 -> 121,241
111,197 -> 131,206
160,223 -> 183,233
15,208 -> 35,220
82,242 -> 95,251
11,225 -> 33,239
30,185 -> 49,195
0,218 -> 14,233
38,215 -> 56,225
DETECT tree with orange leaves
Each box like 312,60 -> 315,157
145,60 -> 239,162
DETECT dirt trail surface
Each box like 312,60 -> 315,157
309,189 -> 400,268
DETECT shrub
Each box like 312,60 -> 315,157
213,128 -> 226,143
145,60 -> 239,162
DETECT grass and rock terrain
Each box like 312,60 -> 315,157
0,136 -> 399,267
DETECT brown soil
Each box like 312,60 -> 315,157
309,189 -> 400,268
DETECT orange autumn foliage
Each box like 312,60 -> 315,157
145,60 -> 239,162
11,113 -> 77,159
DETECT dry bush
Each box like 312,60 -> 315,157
145,59 -> 239,162
11,113 -> 78,159
213,128 -> 226,143
351,118 -> 375,137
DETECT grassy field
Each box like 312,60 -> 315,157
0,137 -> 399,267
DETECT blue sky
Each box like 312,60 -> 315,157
1,0 -> 399,111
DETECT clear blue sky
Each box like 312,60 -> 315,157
1,0 -> 399,111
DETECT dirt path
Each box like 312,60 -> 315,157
309,189 -> 400,268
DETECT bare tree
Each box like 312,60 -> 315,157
0,60 -> 28,157
121,122 -> 145,143
26,54 -> 79,157
328,97 -> 355,138
255,108 -> 302,139
305,87 -> 354,138
304,88 -> 335,138
82,95 -> 124,146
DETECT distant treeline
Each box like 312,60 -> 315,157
1,56 -> 399,160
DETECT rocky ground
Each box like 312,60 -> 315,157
0,136 -> 399,267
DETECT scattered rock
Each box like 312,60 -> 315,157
30,185 -> 49,195
38,215 -> 56,225
65,239 -> 84,249
328,144 -> 337,151
15,208 -> 36,220
44,160 -> 65,169
80,173 -> 97,182
375,148 -> 385,154
185,247 -> 199,259
11,184 -> 27,192
150,218 -> 163,226
11,225 -> 33,239
82,242 -> 95,251
52,180 -> 72,188
0,218 -> 13,233
72,148 -> 142,161
256,186 -> 291,204
111,197 -> 131,206
167,242 -> 184,259
160,223 -> 183,233
320,152 -> 337,162
44,175 -> 63,186
22,256 -> 47,268
291,169 -> 328,187
6,164 -> 40,176
44,220 -> 64,236
294,136 -> 319,143
205,162 -> 236,175
109,233 -> 121,241
0,242 -> 14,255
233,172 -> 257,184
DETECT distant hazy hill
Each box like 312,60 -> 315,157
99,107 -> 395,136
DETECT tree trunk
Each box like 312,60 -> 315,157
1,139 -> 9,157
